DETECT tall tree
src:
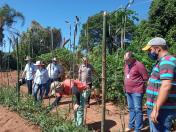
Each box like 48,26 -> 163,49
149,0 -> 176,37
13,20 -> 62,65
0,4 -> 25,45
79,9 -> 138,53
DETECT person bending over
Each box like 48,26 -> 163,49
49,78 -> 90,126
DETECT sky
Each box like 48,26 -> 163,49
0,0 -> 152,52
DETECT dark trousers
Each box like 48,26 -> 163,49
26,79 -> 33,95
50,78 -> 60,83
87,83 -> 92,104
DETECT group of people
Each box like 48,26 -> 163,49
21,36 -> 176,131
124,37 -> 176,132
21,57 -> 64,101
21,56 -> 95,126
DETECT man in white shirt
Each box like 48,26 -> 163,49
22,56 -> 36,95
33,61 -> 49,101
46,57 -> 62,97
47,57 -> 61,82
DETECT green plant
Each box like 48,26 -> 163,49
0,86 -> 89,132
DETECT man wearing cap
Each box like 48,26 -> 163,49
78,57 -> 95,107
46,57 -> 62,97
124,51 -> 148,132
142,37 -> 176,131
33,61 -> 49,101
22,56 -> 36,95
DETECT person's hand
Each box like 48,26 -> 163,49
73,104 -> 79,111
150,106 -> 159,124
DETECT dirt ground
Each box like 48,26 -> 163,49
0,71 -> 149,132
0,106 -> 40,132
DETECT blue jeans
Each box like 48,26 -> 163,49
147,108 -> 176,132
26,79 -> 33,95
126,93 -> 143,132
33,83 -> 45,101
44,80 -> 51,97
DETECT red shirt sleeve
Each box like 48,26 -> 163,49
137,61 -> 149,81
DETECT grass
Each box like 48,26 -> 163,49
0,86 -> 89,132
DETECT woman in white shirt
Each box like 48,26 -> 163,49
33,61 -> 49,101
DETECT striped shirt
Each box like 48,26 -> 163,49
146,55 -> 176,109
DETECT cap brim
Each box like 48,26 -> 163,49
142,45 -> 151,51
34,64 -> 45,66
25,58 -> 32,61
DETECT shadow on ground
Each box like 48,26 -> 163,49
88,120 -> 117,132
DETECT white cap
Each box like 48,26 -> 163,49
34,61 -> 44,66
142,37 -> 167,51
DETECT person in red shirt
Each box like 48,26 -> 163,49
124,51 -> 148,132
48,77 -> 89,126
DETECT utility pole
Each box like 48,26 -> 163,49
51,29 -> 54,58
86,18 -> 89,56
123,0 -> 134,49
121,16 -> 124,49
73,16 -> 79,79
28,31 -> 31,56
16,37 -> 20,101
101,11 -> 107,132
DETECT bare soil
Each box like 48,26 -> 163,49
0,106 -> 40,132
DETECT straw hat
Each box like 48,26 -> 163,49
52,57 -> 57,61
25,56 -> 32,61
82,57 -> 88,61
34,61 -> 45,66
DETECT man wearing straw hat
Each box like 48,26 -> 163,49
142,37 -> 176,131
21,56 -> 36,95
47,57 -> 61,82
46,57 -> 62,97
33,61 -> 49,101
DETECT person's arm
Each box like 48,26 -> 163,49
72,86 -> 80,105
21,65 -> 27,78
21,71 -> 26,78
32,64 -> 37,75
58,65 -> 61,78
138,62 -> 149,81
150,79 -> 172,123
50,95 -> 62,111
78,65 -> 81,80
